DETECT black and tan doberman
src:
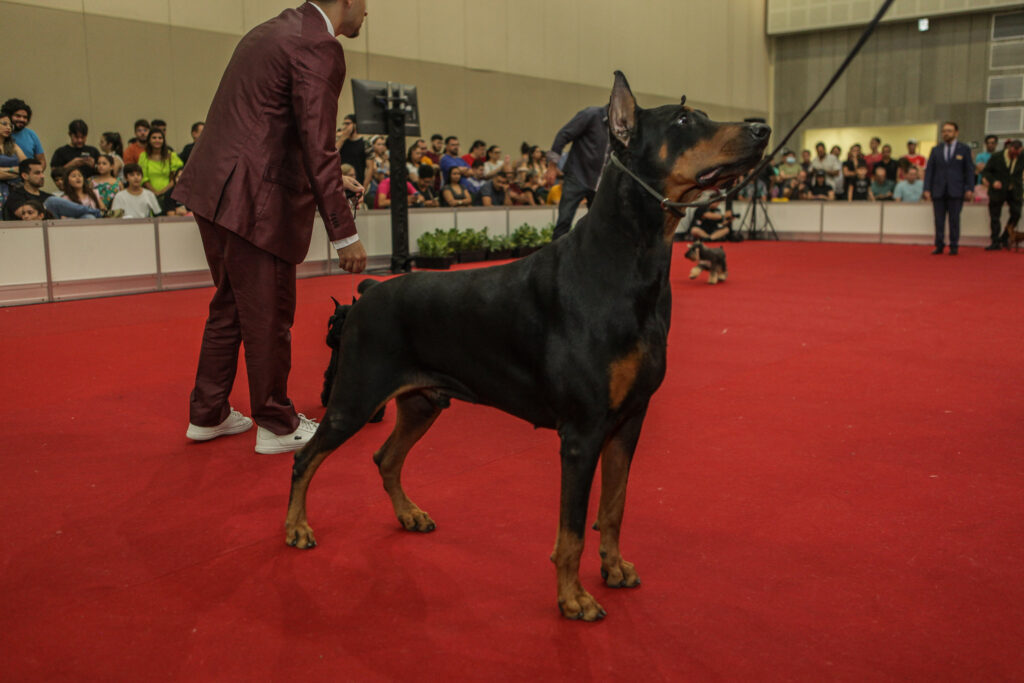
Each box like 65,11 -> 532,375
287,72 -> 770,621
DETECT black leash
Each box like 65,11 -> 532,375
612,0 -> 896,215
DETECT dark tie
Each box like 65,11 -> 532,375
945,144 -> 952,162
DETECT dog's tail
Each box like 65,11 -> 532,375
321,279 -> 382,406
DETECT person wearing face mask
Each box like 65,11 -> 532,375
777,149 -> 801,182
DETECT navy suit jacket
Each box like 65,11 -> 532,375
924,141 -> 975,199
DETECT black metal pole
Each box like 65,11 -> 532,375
386,105 -> 411,273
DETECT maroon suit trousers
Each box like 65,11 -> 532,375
189,215 -> 300,435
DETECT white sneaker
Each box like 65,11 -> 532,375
186,408 -> 253,441
255,413 -> 319,454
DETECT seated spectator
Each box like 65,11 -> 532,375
508,168 -> 537,205
806,171 -> 835,200
139,129 -> 184,214
799,149 -> 813,174
463,159 -> 487,199
13,198 -> 52,221
100,132 -> 125,180
829,145 -> 844,195
847,164 -> 871,201
340,163 -> 366,209
91,155 -> 122,208
180,121 -> 204,165
150,118 -> 170,143
375,175 -> 422,208
424,133 -> 443,165
781,170 -> 810,200
1,111 -> 28,209
810,142 -> 841,189
479,172 -> 511,206
369,135 -> 389,178
44,167 -> 105,219
776,149 -> 801,182
900,139 -> 926,179
519,145 -> 548,184
111,163 -> 161,218
975,134 -> 998,174
523,169 -> 547,203
841,145 -> 865,189
415,164 -> 439,207
689,199 -> 733,241
893,165 -> 924,202
546,181 -> 562,205
870,166 -> 895,201
51,119 -> 101,179
483,145 -> 506,179
406,142 -> 426,182
439,136 -> 468,184
3,159 -> 51,220
461,139 -> 486,167
51,167 -> 65,195
441,166 -> 472,207
123,119 -> 149,165
1,98 -> 45,171
876,144 -> 898,186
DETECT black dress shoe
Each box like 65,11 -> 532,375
985,243 -> 1001,250
949,246 -> 959,255
931,247 -> 944,255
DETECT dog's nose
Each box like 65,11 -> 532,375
749,123 -> 771,141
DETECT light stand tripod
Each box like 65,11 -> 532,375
737,189 -> 779,241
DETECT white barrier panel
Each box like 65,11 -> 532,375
510,206 -> 557,232
48,219 -> 157,281
881,202 -> 933,239
158,217 -> 207,273
455,208 -> 499,234
0,223 -> 48,286
359,211 -> 393,257
572,207 -> 588,227
960,205 -> 993,240
763,201 -> 823,238
305,215 -> 331,263
409,208 -> 451,246
822,203 -> 882,240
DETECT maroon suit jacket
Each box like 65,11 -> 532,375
173,3 -> 356,264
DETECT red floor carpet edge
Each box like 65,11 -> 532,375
1,241 -> 1022,681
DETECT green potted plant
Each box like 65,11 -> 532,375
487,234 -> 515,260
415,229 -> 456,269
510,222 -> 544,257
456,227 -> 489,263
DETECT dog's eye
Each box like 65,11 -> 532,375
675,113 -> 689,126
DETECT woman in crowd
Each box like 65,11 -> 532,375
369,135 -> 390,178
0,112 -> 28,210
406,143 -> 425,182
841,144 -> 864,190
63,167 -> 106,212
519,145 -> 547,182
441,166 -> 472,207
91,154 -> 122,209
100,132 -> 125,181
139,128 -> 183,215
483,145 -> 506,179
13,198 -> 53,221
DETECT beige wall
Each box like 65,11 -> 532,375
4,0 -> 770,186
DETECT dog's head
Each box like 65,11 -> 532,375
608,71 -> 770,206
683,242 -> 702,262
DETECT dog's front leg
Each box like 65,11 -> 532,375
596,407 -> 646,589
552,427 -> 605,621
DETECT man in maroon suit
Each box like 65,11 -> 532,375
176,0 -> 368,454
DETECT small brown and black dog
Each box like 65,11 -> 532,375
288,72 -> 769,621
684,241 -> 728,284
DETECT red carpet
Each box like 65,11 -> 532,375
1,242 -> 1022,680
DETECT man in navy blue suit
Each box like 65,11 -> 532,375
924,121 -> 975,255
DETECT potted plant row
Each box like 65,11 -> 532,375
413,224 -> 555,269
510,223 -> 554,257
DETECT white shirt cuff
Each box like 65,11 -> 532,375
331,235 -> 360,250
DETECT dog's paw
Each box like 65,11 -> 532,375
688,266 -> 701,279
558,587 -> 606,621
285,521 -> 317,549
397,508 -> 436,533
601,557 -> 641,588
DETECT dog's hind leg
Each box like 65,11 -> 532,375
552,426 -> 606,621
596,407 -> 647,589
373,390 -> 448,532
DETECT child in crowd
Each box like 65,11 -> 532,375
847,164 -> 871,201
13,199 -> 52,221
100,132 -> 125,181
91,154 -> 122,208
340,163 -> 366,209
111,163 -> 161,218
463,159 -> 487,199
63,167 -> 106,211
415,164 -> 439,207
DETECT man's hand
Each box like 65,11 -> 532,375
337,240 -> 366,273
923,191 -> 931,201
342,175 -> 364,199
965,190 -> 973,202
994,180 -> 1002,190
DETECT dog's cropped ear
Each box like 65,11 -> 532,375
609,71 -> 637,148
